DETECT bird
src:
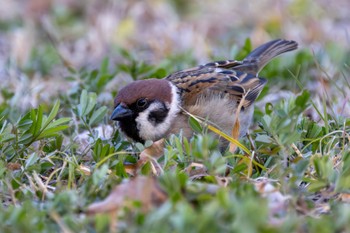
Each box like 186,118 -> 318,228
110,39 -> 298,146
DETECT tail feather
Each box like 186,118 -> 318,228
234,39 -> 298,75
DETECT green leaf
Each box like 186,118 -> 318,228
151,68 -> 167,78
92,139 -> 102,162
34,105 -> 43,137
100,144 -> 110,158
78,90 -> 88,116
232,163 -> 248,174
25,153 -> 39,168
37,125 -> 69,140
0,132 -> 15,143
189,116 -> 202,133
28,109 -> 37,134
295,90 -> 310,109
115,161 -> 128,177
67,66 -> 76,74
308,180 -> 328,192
265,103 -> 273,115
89,106 -> 107,126
43,100 -> 60,129
307,122 -> 322,138
19,133 -> 33,144
18,119 -> 33,130
47,117 -> 71,128
89,70 -> 99,82
140,161 -> 152,175
255,134 -> 272,144
144,140 -> 153,148
135,142 -> 145,151
85,93 -> 97,116
96,74 -> 114,90
100,57 -> 109,74
124,155 -> 137,164
235,38 -> 252,60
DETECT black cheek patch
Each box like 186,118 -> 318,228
118,115 -> 144,143
148,103 -> 169,125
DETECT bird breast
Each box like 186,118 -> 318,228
184,93 -> 254,137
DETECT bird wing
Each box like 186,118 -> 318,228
166,65 -> 266,109
166,39 -> 298,108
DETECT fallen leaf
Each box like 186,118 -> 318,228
229,91 -> 247,153
338,193 -> 350,203
6,162 -> 21,171
78,164 -> 91,176
124,162 -> 138,176
184,162 -> 208,179
86,176 -> 167,215
136,139 -> 165,175
139,139 -> 165,160
215,176 -> 232,187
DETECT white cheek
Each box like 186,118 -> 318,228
135,102 -> 169,141
136,83 -> 180,141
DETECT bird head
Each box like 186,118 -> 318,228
111,79 -> 180,142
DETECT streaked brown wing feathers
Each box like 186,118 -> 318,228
210,71 -> 266,108
166,66 -> 266,108
201,59 -> 243,69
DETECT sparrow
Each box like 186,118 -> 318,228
111,39 -> 298,145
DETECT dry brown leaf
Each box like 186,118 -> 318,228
184,162 -> 208,179
215,176 -> 232,187
86,176 -> 167,215
338,193 -> 350,203
136,139 -> 165,175
229,119 -> 240,153
6,162 -> 21,171
139,139 -> 165,160
119,139 -> 165,176
124,163 -> 138,176
78,165 -> 91,176
229,91 -> 247,153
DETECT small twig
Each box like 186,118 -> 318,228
291,143 -> 303,158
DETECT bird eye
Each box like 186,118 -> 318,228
136,98 -> 148,108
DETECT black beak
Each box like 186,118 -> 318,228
110,104 -> 133,121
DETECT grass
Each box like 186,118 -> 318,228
1,42 -> 349,233
1,1 -> 350,232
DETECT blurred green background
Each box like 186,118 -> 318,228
0,0 -> 349,113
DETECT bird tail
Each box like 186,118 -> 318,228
234,39 -> 298,75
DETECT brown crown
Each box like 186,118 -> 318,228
114,79 -> 173,106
